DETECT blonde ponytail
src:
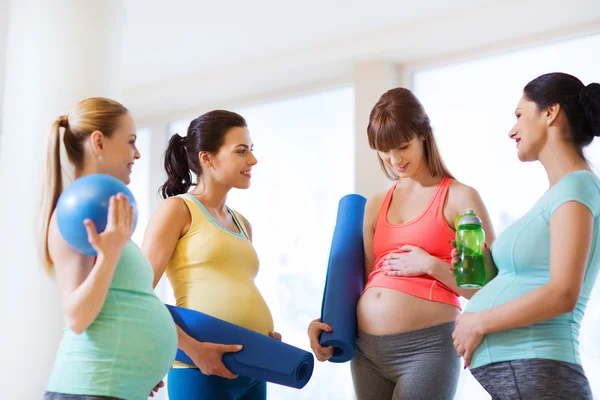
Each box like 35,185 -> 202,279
37,98 -> 128,271
39,117 -> 66,270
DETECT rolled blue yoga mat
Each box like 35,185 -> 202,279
166,305 -> 314,389
319,194 -> 366,363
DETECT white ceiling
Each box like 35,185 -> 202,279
120,0 -> 600,121
121,0 -> 487,87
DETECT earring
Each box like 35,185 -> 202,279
99,155 -> 104,162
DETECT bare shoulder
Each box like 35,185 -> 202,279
236,211 -> 251,229
364,190 -> 388,226
146,196 -> 192,238
235,211 -> 253,241
447,179 -> 495,239
48,212 -> 79,259
366,190 -> 387,210
156,195 -> 190,217
448,179 -> 483,205
47,211 -> 93,272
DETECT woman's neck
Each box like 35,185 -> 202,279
538,139 -> 590,186
190,179 -> 230,213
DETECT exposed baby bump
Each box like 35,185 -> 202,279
358,287 -> 457,335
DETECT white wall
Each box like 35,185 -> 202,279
0,0 -> 10,145
0,1 -> 125,398
131,2 -> 600,205
352,62 -> 404,198
2,2 -> 600,398
123,0 -> 600,122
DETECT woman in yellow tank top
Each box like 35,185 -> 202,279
142,110 -> 280,400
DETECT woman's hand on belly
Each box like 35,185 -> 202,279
185,340 -> 243,379
452,311 -> 485,368
380,245 -> 435,276
307,318 -> 334,361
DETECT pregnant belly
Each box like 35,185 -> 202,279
104,293 -> 178,376
179,278 -> 274,335
49,292 -> 178,399
357,287 -> 458,335
465,273 -> 546,313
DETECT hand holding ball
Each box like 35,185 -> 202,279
56,174 -> 138,256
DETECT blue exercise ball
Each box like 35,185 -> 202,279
56,174 -> 138,256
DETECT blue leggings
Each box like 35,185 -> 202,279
168,368 -> 266,400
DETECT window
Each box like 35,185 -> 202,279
413,33 -> 600,399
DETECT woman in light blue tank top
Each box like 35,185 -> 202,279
39,98 -> 178,400
451,73 -> 600,399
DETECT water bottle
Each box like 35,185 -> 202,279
454,209 -> 486,289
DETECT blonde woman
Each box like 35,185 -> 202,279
40,98 -> 177,400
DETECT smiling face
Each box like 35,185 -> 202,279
202,126 -> 257,189
376,137 -> 427,179
90,112 -> 141,184
508,95 -> 550,162
367,87 -> 453,180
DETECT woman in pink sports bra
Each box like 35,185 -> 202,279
308,88 -> 497,400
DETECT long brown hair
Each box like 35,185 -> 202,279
38,98 -> 129,270
367,87 -> 453,180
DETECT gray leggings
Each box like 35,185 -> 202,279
471,359 -> 593,400
350,322 -> 460,400
44,393 -> 122,400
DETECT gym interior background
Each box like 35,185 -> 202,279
0,1 -> 599,399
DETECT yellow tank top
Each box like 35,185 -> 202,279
166,194 -> 274,368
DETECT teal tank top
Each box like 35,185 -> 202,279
466,170 -> 600,369
46,241 -> 178,400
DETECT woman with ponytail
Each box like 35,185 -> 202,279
142,110 -> 280,399
40,98 -> 177,400
452,73 -> 600,399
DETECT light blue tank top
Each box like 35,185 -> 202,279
46,241 -> 178,400
466,170 -> 600,369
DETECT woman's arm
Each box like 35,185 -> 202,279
429,184 -> 497,299
141,197 -> 190,288
49,194 -> 133,334
363,193 -> 385,282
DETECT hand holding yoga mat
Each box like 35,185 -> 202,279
167,305 -> 314,389
319,194 -> 366,363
